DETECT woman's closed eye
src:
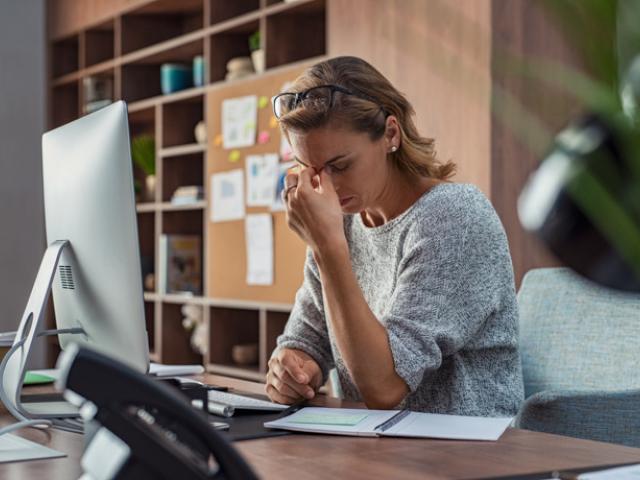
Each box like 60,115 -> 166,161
325,161 -> 350,175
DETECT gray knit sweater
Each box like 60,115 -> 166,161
277,183 -> 524,416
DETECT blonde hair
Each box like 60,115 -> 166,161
278,56 -> 455,180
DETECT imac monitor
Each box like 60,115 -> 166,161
42,101 -> 149,372
1,101 -> 149,423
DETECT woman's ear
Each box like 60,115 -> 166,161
384,115 -> 401,151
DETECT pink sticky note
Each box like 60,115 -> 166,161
258,131 -> 270,144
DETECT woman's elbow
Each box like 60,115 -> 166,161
362,379 -> 409,410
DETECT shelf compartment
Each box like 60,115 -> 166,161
52,34 -> 79,78
162,209 -> 204,236
209,307 -> 260,370
208,0 -> 259,25
262,310 -> 289,371
137,211 -> 156,292
144,301 -> 156,352
160,302 -> 203,364
265,0 -> 326,69
84,20 -> 115,67
121,39 -> 204,104
121,0 -> 204,55
162,152 -> 204,202
121,65 -> 163,104
161,97 -> 204,147
208,19 -> 260,83
81,71 -> 115,116
128,105 -> 156,138
51,83 -> 79,128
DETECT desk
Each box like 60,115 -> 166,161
2,374 -> 640,479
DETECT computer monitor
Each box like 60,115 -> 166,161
1,101 -> 149,421
43,101 -> 149,370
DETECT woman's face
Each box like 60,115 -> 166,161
287,122 -> 396,214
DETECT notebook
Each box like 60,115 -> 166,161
264,407 -> 512,441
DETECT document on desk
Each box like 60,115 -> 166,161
264,407 -> 513,441
0,434 -> 65,463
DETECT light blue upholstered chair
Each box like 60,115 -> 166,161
514,268 -> 640,447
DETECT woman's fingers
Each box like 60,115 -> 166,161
279,352 -> 308,383
266,370 -> 304,400
271,362 -> 315,399
265,384 -> 298,405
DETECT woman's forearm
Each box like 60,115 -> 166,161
314,241 -> 409,409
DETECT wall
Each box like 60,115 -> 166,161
329,0 -> 581,286
0,0 -> 47,364
491,0 -> 581,284
328,0 -> 493,196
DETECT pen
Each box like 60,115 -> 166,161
281,399 -> 307,416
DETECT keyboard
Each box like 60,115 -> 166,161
207,390 -> 289,412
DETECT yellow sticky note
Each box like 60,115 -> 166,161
228,150 -> 241,162
258,96 -> 269,109
269,116 -> 279,129
214,134 -> 223,147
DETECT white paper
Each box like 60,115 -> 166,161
382,411 -> 513,441
0,434 -> 66,463
270,161 -> 296,212
245,214 -> 274,285
222,95 -> 258,149
148,363 -> 205,377
245,154 -> 279,207
265,407 -> 512,441
579,464 -> 640,479
210,170 -> 245,222
265,407 -> 393,437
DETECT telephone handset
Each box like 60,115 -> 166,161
56,343 -> 258,480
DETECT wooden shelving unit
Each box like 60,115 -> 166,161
47,0 -> 327,378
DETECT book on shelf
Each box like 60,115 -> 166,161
158,235 -> 202,295
170,185 -> 204,206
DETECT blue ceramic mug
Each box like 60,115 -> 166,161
160,63 -> 193,95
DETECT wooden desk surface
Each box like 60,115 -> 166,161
2,374 -> 640,479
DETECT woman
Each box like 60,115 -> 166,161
266,56 -> 523,416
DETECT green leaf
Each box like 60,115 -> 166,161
131,135 -> 156,176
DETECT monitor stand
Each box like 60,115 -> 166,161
0,240 -> 85,428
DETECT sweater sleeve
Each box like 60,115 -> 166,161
276,249 -> 334,381
383,197 -> 510,392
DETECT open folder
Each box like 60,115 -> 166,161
264,407 -> 513,441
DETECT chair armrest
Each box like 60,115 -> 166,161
514,388 -> 640,448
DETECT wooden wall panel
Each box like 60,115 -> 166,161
48,0 -> 153,40
491,0 -> 583,286
327,0 -> 492,196
328,0 -> 583,287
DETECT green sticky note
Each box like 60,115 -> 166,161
24,372 -> 55,385
258,95 -> 269,109
290,412 -> 369,426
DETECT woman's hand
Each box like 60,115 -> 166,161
284,168 -> 346,255
266,348 -> 323,404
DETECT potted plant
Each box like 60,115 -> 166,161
249,30 -> 264,74
131,135 -> 156,202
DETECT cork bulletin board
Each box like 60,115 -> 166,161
206,65 -> 310,303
